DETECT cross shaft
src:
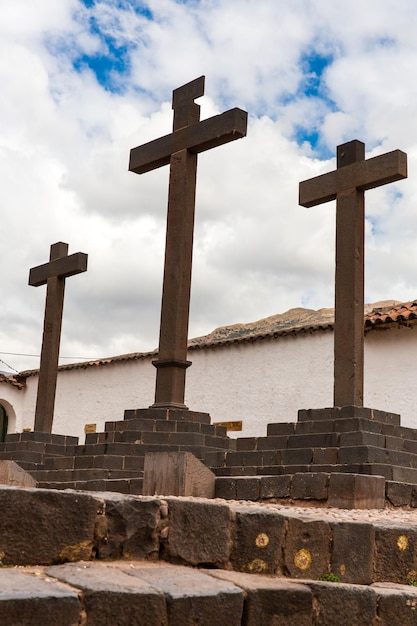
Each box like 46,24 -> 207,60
299,140 -> 407,407
29,242 -> 88,432
129,76 -> 247,409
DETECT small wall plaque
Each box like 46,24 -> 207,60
213,420 -> 243,432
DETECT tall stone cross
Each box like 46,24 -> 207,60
29,242 -> 88,432
129,76 -> 247,409
299,140 -> 407,407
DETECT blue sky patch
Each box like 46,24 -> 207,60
80,0 -> 152,19
73,44 -> 131,92
73,1 -> 153,92
292,49 -> 337,156
301,50 -> 334,99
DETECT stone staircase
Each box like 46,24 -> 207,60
0,408 -> 232,494
0,431 -> 78,472
1,486 -> 417,625
4,405 -> 417,508
208,407 -> 417,480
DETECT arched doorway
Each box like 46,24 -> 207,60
0,405 -> 7,442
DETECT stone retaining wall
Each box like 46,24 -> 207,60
3,487 -> 417,624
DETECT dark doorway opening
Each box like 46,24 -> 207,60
0,405 -> 8,442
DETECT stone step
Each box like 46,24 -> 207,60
215,472 -> 387,504
3,486 -> 417,588
94,426 -> 230,448
41,442 -> 230,475
267,416 -> 417,440
89,431 -> 207,448
297,406 -> 402,425
87,417 -> 228,441
213,462 -> 417,484
32,466 -> 144,482
4,432 -> 79,446
123,407 -> 213,424
37,477 -> 144,494
209,444 -> 417,474
3,559 -> 412,626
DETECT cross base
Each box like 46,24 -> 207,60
151,359 -> 192,409
298,405 -> 400,424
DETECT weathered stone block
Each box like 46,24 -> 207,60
288,432 -> 339,448
281,448 -> 313,464
339,430 -> 385,447
235,477 -> 261,500
312,447 -> 338,464
392,465 -> 417,483
256,436 -> 287,450
143,452 -> 215,498
94,493 -> 162,560
374,525 -> 417,584
0,569 -> 81,625
284,517 -> 331,580
235,437 -> 258,451
328,473 -> 385,509
230,507 -> 286,575
0,487 -> 98,565
164,499 -> 232,567
260,475 -> 291,499
215,477 -> 237,500
298,407 -> 339,421
0,461 -> 37,487
307,581 -> 377,625
371,582 -> 417,625
386,481 -> 413,507
47,562 -> 168,626
208,569 -> 313,626
266,422 -> 295,436
330,522 -> 375,584
339,406 -> 400,424
126,563 -> 244,626
291,473 -> 329,500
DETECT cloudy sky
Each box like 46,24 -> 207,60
1,0 -> 417,372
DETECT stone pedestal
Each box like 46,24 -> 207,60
0,408 -> 231,496
143,451 -> 216,497
208,406 -> 417,508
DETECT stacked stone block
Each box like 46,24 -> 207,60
9,408 -> 232,494
0,431 -> 78,472
206,406 -> 417,502
2,488 -> 417,624
207,407 -> 414,479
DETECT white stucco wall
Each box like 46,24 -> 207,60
1,324 -> 417,442
186,330 -> 334,437
364,325 -> 417,421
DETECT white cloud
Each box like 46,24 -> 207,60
0,0 -> 417,374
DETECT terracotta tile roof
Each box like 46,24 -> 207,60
0,373 -> 26,389
364,300 -> 417,329
19,350 -> 157,378
16,299 -> 417,378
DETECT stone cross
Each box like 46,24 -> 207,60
129,76 -> 247,409
29,242 -> 88,432
299,140 -> 407,407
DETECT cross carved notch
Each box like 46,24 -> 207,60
29,242 -> 88,432
129,76 -> 248,174
129,76 -> 248,409
299,140 -> 407,407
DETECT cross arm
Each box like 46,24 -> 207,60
129,108 -> 248,174
29,253 -> 88,287
299,149 -> 407,208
